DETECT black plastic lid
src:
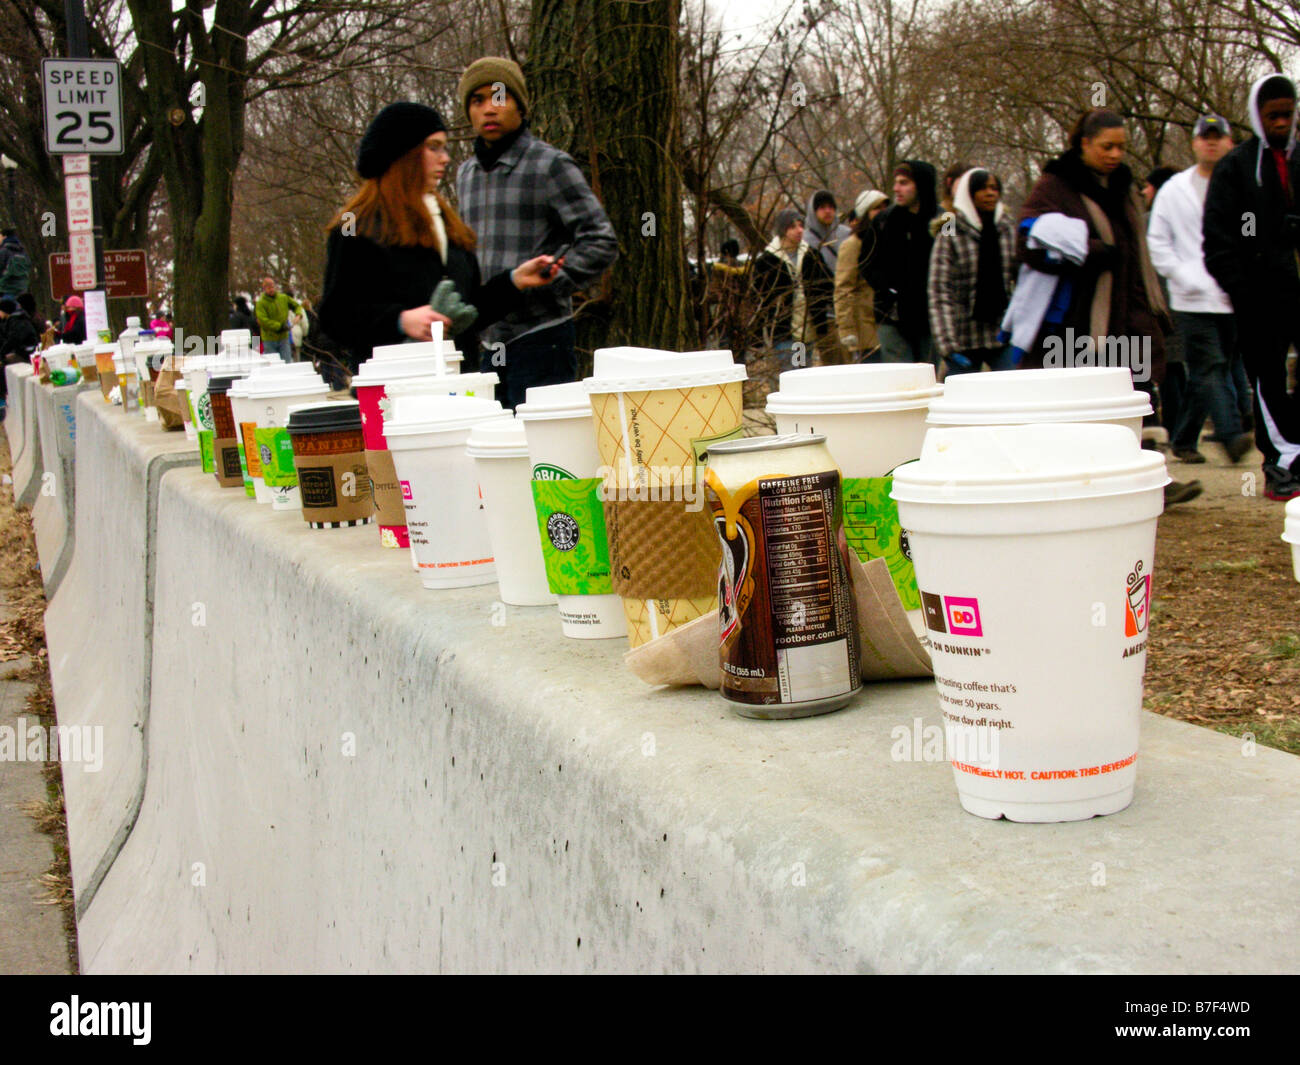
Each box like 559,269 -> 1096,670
207,374 -> 243,395
287,400 -> 362,436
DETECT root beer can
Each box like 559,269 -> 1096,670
704,434 -> 861,718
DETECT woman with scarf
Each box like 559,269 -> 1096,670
58,295 -> 86,344
928,169 -> 1017,376
1018,111 -> 1200,503
318,102 -> 563,379
1016,109 -> 1169,380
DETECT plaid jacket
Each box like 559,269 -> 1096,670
457,130 -> 618,346
927,211 -> 1017,356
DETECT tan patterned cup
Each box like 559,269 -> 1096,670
584,347 -> 747,647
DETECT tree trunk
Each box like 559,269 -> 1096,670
528,0 -> 696,355
127,0 -> 247,345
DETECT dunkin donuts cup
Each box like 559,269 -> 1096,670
384,395 -> 509,589
1282,498 -> 1300,583
517,383 -> 624,638
767,363 -> 942,633
583,347 -> 747,646
353,341 -> 455,550
239,367 -> 330,510
926,367 -> 1152,440
227,379 -> 261,499
891,423 -> 1169,823
207,375 -> 250,487
286,401 -> 374,528
466,417 -> 557,606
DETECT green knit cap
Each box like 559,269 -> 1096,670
458,57 -> 529,119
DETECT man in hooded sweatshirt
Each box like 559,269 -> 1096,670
928,169 -> 1017,376
0,228 -> 31,298
801,190 -> 851,364
1204,74 -> 1300,500
863,160 -> 940,366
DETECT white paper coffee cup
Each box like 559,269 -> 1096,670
466,417 -> 556,606
1283,498 -> 1300,583
236,364 -> 330,508
384,395 -> 510,589
517,382 -> 625,639
892,423 -> 1169,823
766,363 -> 942,477
926,367 -> 1151,439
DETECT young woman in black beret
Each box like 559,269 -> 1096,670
318,102 -> 562,375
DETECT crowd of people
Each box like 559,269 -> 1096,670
725,81 -> 1300,503
2,57 -> 1297,503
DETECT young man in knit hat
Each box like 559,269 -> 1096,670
801,190 -> 850,364
1204,75 -> 1300,500
456,57 -> 618,409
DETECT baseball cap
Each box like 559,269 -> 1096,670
1194,113 -> 1230,137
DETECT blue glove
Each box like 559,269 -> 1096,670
946,352 -> 973,369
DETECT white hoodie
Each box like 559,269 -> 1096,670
1147,167 -> 1232,313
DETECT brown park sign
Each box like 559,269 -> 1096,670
49,248 -> 149,300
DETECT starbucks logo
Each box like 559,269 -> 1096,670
259,443 -> 273,466
197,392 -> 213,428
547,512 -> 580,551
899,529 -> 912,562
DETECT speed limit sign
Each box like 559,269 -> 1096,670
41,58 -> 124,155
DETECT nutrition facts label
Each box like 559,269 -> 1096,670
761,474 -> 840,643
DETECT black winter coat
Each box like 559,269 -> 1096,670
862,160 -> 939,334
317,227 -> 522,375
1,309 -> 39,362
1203,135 -> 1300,308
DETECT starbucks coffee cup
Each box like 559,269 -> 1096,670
584,347 -> 747,646
231,364 -> 328,505
767,363 -> 943,635
892,423 -> 1169,823
384,395 -> 511,588
517,383 -> 624,638
926,367 -> 1151,439
466,417 -> 557,606
766,363 -> 942,475
238,365 -> 330,510
1283,498 -> 1300,582
184,357 -> 215,457
286,401 -> 374,528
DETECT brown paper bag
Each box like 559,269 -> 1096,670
153,367 -> 187,431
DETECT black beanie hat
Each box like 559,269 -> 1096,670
0,296 -> 17,314
356,102 -> 447,179
812,189 -> 836,211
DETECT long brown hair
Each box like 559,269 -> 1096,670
328,142 -> 477,253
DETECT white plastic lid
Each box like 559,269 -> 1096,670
584,346 -> 746,393
353,352 -> 450,385
1283,497 -> 1300,545
465,415 -> 529,458
126,316 -> 142,328
384,372 -> 499,398
240,365 -> 330,400
221,329 -> 251,343
891,423 -> 1169,504
927,367 -> 1152,424
516,381 -> 593,421
766,363 -> 942,414
383,394 -> 509,436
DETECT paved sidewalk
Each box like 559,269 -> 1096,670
0,574 -> 72,974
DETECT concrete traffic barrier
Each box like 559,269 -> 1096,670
31,381 -> 87,597
44,393 -> 198,917
11,371 -> 43,508
66,432 -> 1300,972
4,362 -> 33,463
